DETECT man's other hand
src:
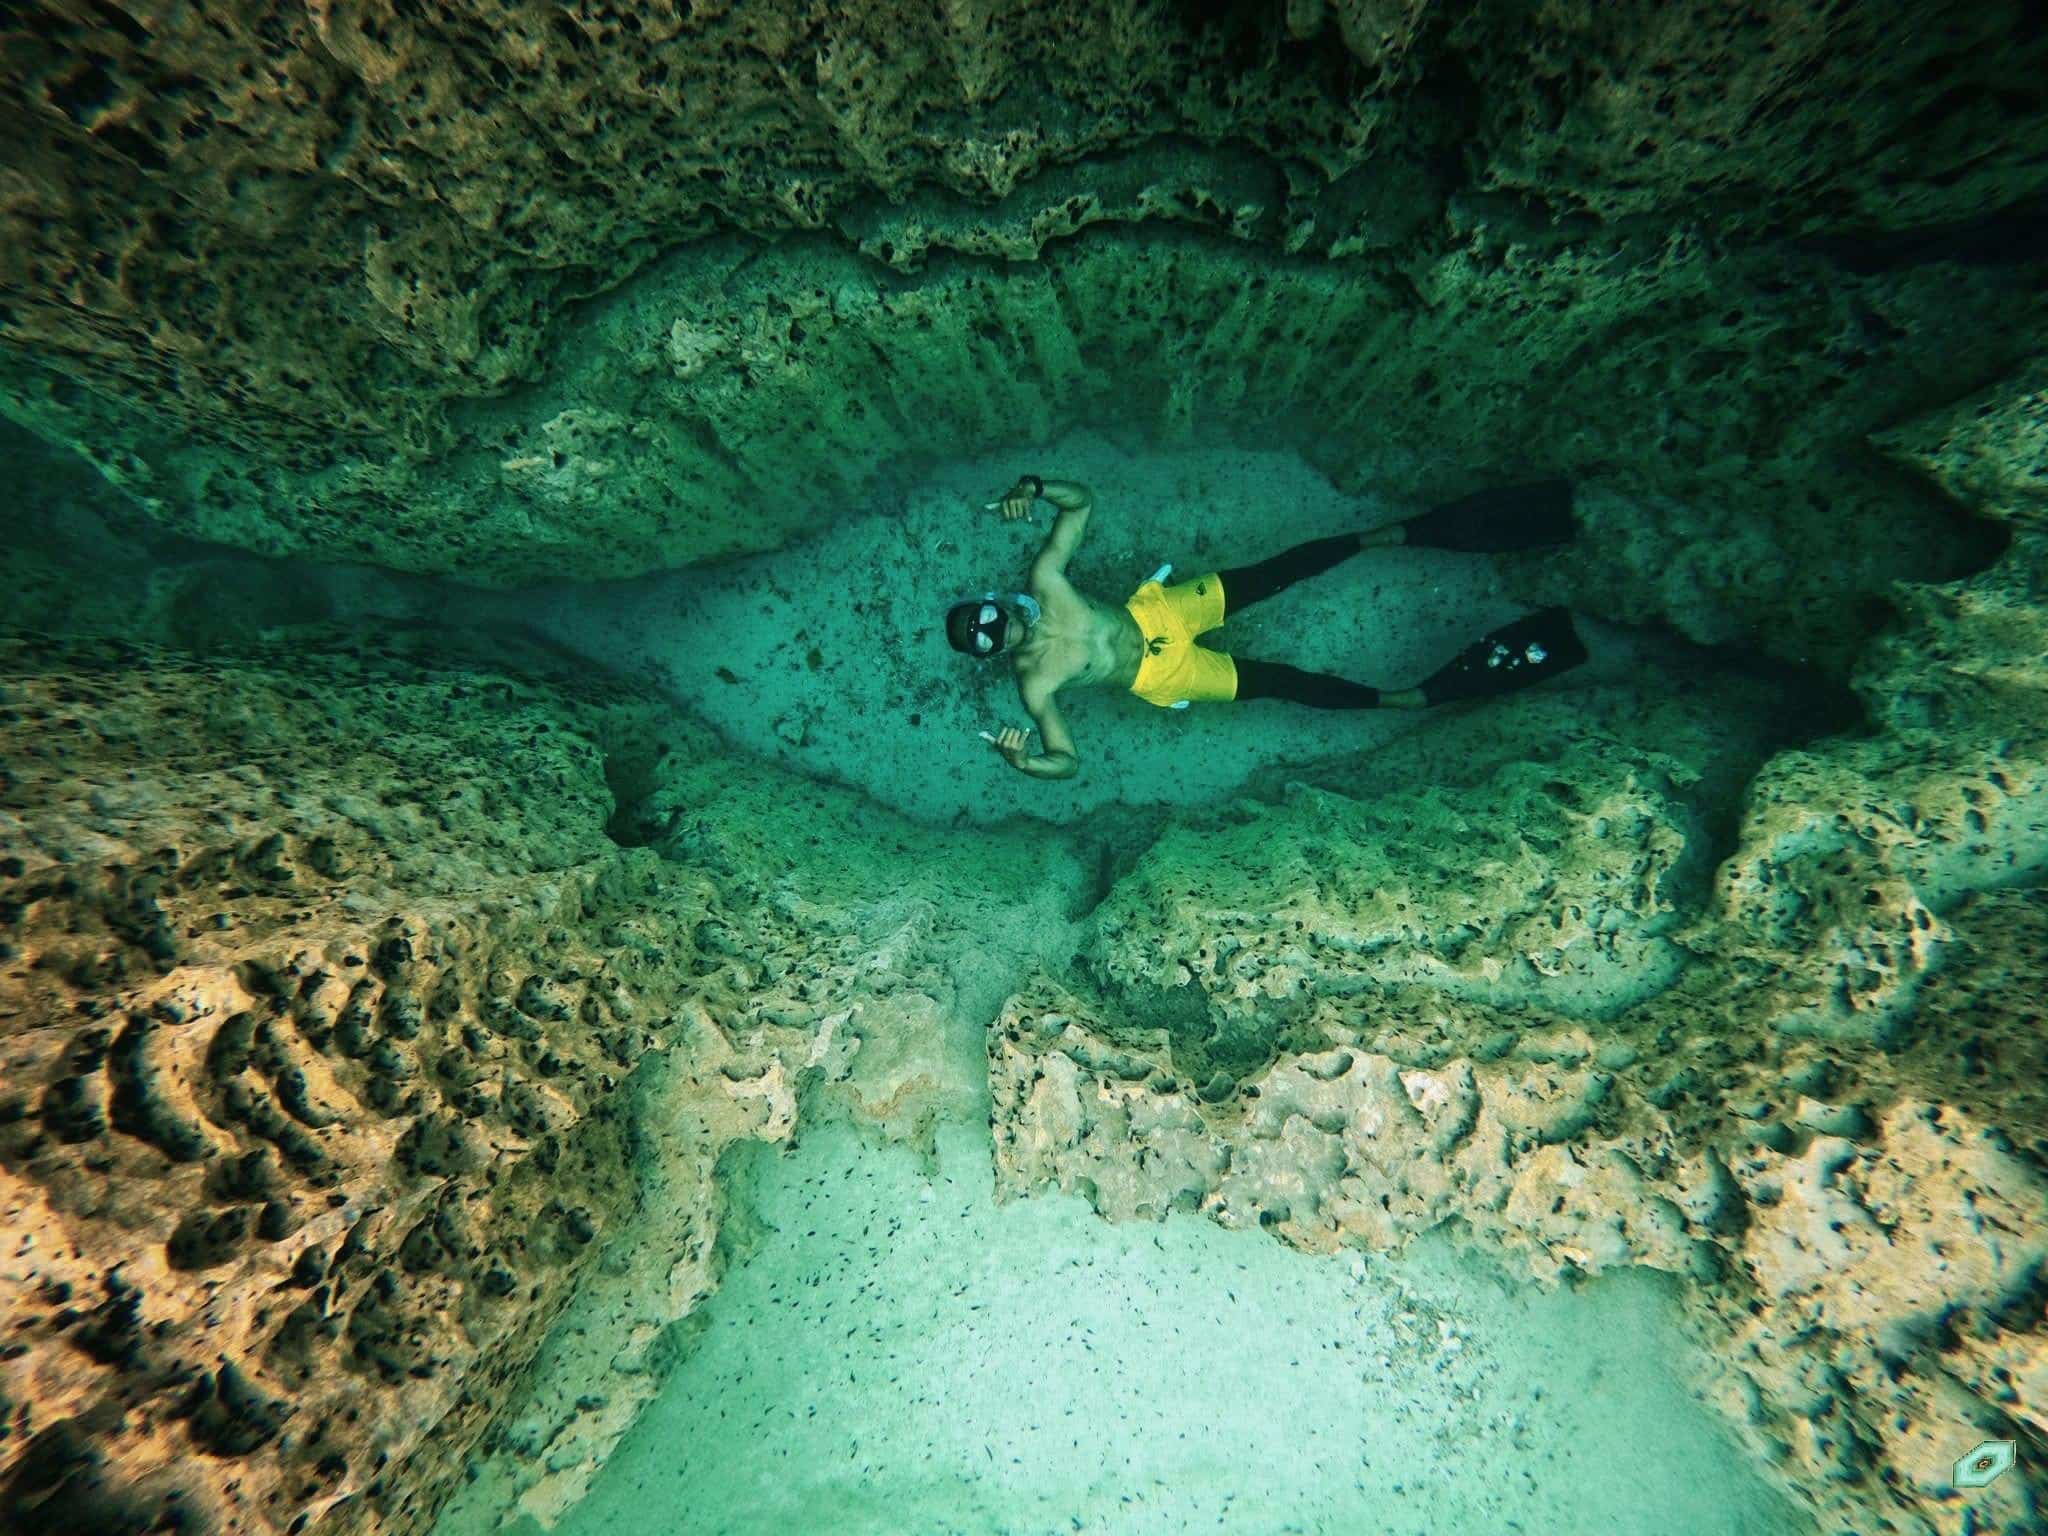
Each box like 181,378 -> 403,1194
984,726 -> 1031,766
987,480 -> 1039,521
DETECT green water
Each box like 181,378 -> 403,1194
525,1118 -> 1810,1536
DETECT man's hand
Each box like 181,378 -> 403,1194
979,727 -> 1077,780
985,479 -> 1040,521
983,726 -> 1031,766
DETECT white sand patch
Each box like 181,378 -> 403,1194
498,1117 -> 1810,1536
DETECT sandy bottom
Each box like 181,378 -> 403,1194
529,1118 -> 1812,1536
429,429 -> 1670,827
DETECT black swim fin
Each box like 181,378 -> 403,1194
1418,607 -> 1588,707
1402,480 -> 1575,553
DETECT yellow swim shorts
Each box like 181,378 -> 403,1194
1124,571 -> 1236,708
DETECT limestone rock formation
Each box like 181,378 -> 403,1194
3,4 -> 2048,1535
991,993 -> 2047,1533
988,371 -> 2048,1536
0,2 -> 2041,678
0,630 -> 1060,1535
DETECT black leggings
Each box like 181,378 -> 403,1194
1214,533 -> 1358,613
1215,535 -> 1381,709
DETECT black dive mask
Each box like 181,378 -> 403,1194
959,591 -> 1040,655
966,601 -> 1007,655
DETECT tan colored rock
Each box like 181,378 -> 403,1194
2,3 -> 2040,672
986,373 -> 2048,1531
0,630 -> 1064,1536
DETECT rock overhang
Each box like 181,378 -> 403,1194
1,1 -> 2044,668
3,6 -> 2048,1534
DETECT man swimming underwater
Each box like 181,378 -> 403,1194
946,475 -> 1586,781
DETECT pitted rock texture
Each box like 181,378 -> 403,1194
1714,364 -> 2048,1045
0,1 -> 2041,673
427,705 -> 1080,1533
990,976 -> 2048,1536
0,631 -> 1065,1536
1087,734 -> 1702,1056
989,366 -> 2048,1536
8,0 -> 2034,445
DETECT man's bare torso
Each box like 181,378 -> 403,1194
1008,571 -> 1145,698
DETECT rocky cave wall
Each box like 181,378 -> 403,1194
0,628 -> 1073,1535
5,374 -> 2038,1536
3,1 -> 2046,669
989,372 -> 2048,1536
4,4 -> 2048,1536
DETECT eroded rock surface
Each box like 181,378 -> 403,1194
0,631 -> 1068,1536
2,7 -> 2046,1535
0,2 -> 2040,678
989,374 -> 2048,1536
992,990 -> 2047,1534
10,0 -> 2033,451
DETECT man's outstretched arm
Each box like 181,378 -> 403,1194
1030,479 -> 1092,580
985,685 -> 1080,781
985,724 -> 1078,780
993,476 -> 1094,576
1019,684 -> 1079,779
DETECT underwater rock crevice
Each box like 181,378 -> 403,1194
985,354 -> 2048,1534
0,627 -> 1080,1536
1794,193 -> 2048,275
595,739 -> 666,850
3,8 -> 2048,1536
7,1 -> 2047,641
5,209 -> 2033,714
